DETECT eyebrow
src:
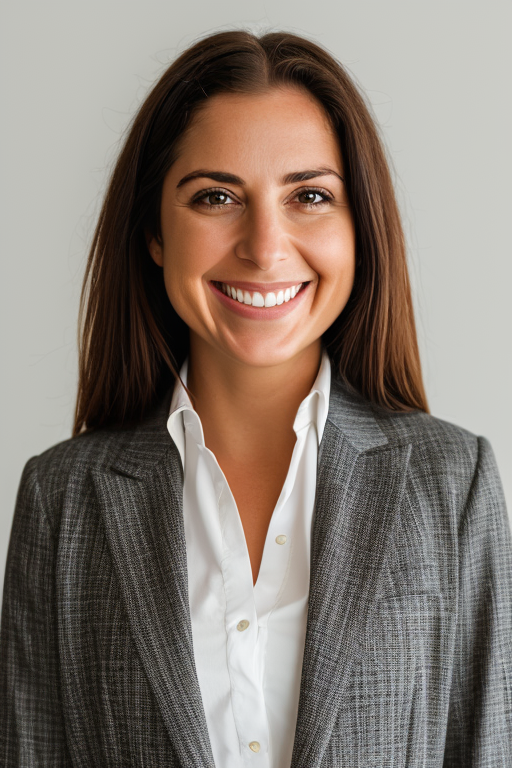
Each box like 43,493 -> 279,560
176,167 -> 344,188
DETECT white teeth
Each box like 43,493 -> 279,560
218,282 -> 303,307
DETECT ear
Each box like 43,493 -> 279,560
146,231 -> 164,267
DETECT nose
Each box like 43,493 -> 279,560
234,200 -> 292,270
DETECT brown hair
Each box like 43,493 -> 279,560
73,29 -> 428,436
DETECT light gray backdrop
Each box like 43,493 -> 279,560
1,0 -> 511,601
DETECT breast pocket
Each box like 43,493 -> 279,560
327,588 -> 455,767
370,560 -> 453,676
376,561 -> 443,599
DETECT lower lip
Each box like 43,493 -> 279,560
209,281 -> 310,320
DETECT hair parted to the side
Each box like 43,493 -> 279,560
73,28 -> 428,436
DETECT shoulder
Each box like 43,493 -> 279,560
16,427 -> 120,533
377,402 -> 479,463
18,393 -> 173,534
329,375 -> 480,451
377,405 -> 487,500
328,376 -> 492,495
328,378 -> 507,541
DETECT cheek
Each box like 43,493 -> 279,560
306,222 -> 356,295
160,231 -> 211,297
161,214 -> 229,281
159,241 -> 218,331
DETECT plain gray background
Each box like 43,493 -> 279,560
1,0 -> 511,601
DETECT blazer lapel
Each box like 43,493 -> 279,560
291,378 -> 412,767
93,400 -> 215,767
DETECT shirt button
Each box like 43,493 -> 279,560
249,741 -> 260,753
275,534 -> 287,545
237,619 -> 250,632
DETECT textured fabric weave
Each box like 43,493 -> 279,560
1,372 -> 511,767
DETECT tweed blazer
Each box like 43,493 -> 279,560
1,373 -> 512,768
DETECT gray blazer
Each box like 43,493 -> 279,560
1,374 -> 512,767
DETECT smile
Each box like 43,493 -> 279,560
213,281 -> 305,307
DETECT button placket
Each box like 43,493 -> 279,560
215,472 -> 269,763
253,434 -> 304,623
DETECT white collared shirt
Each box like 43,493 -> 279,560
167,351 -> 331,768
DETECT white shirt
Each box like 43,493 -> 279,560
167,351 -> 331,768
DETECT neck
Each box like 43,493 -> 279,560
186,336 -> 323,461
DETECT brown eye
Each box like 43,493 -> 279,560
206,192 -> 230,205
298,191 -> 319,204
192,188 -> 238,208
294,189 -> 331,207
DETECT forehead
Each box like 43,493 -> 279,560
172,87 -> 343,176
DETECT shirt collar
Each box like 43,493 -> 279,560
292,349 -> 331,441
167,351 -> 332,462
166,358 -> 192,465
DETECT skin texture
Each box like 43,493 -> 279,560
148,87 -> 356,584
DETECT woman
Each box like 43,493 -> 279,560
1,29 -> 511,768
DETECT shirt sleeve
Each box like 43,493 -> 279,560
443,436 -> 512,766
0,457 -> 72,767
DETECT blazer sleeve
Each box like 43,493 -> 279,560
443,436 -> 512,766
0,457 -> 72,767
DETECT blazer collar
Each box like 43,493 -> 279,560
105,387 -> 176,480
96,373 -> 410,767
325,374 -> 389,451
106,369 -> 389,480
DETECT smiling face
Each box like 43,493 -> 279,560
147,86 -> 356,373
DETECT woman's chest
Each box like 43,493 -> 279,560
56,517 -> 456,768
54,442 -> 461,767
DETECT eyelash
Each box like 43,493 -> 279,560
190,186 -> 333,210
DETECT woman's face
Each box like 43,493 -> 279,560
148,86 -> 356,370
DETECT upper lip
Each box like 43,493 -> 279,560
212,279 -> 309,292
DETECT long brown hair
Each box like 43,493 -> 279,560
73,29 -> 428,436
